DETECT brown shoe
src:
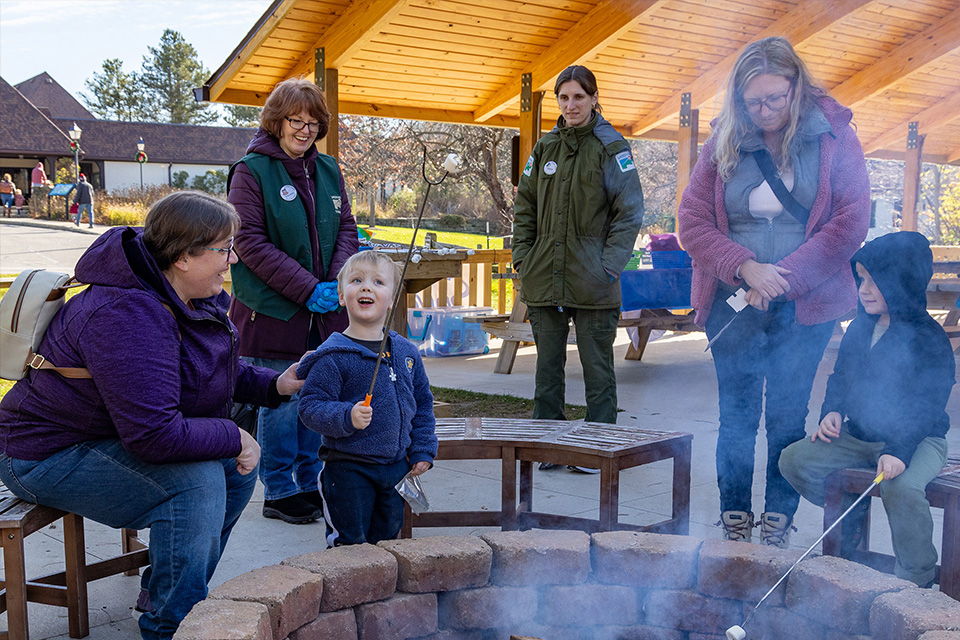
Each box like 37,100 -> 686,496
719,511 -> 754,542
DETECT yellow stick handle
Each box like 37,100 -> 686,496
874,471 -> 884,484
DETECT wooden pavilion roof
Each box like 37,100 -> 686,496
199,0 -> 960,165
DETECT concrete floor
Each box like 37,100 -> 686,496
2,217 -> 959,638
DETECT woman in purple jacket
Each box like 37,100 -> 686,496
227,78 -> 359,525
678,37 -> 870,548
0,191 -> 304,640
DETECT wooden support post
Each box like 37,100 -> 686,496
315,47 -> 339,160
902,121 -> 923,232
676,93 -> 699,234
518,73 -> 543,178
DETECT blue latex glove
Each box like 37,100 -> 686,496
306,281 -> 340,313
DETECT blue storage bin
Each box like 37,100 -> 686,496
407,306 -> 493,357
650,250 -> 692,269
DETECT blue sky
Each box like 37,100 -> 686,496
0,0 -> 274,107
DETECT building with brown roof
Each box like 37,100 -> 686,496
0,73 -> 255,195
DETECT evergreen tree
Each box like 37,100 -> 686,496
139,29 -> 217,124
82,59 -> 149,121
224,105 -> 262,128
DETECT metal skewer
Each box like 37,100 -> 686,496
362,148 -> 462,407
726,471 -> 884,640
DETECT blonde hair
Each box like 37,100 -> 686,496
337,250 -> 401,292
711,37 -> 825,181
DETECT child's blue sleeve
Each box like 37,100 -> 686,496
298,356 -> 357,437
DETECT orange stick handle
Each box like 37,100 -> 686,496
363,393 -> 372,407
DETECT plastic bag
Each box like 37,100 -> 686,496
395,472 -> 430,514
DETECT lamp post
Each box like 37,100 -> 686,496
136,138 -> 147,190
68,123 -> 82,184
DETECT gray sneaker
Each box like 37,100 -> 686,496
719,510 -> 754,542
760,511 -> 796,548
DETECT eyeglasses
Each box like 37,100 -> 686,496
205,238 -> 234,259
284,117 -> 321,132
743,90 -> 791,113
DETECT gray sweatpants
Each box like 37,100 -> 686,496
779,429 -> 947,587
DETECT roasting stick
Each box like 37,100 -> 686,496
726,471 -> 885,640
362,150 -> 462,407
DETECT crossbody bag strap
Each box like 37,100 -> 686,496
753,148 -> 810,226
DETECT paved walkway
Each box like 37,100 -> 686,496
2,217 -> 959,638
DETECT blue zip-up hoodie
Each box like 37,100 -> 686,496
0,226 -> 279,462
821,231 -> 954,463
297,331 -> 437,466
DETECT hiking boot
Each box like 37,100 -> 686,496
760,512 -> 796,548
263,494 -> 322,524
719,511 -> 754,542
299,489 -> 324,511
840,499 -> 871,558
566,465 -> 601,474
132,588 -> 154,621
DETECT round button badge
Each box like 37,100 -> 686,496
280,185 -> 297,201
544,161 -> 557,175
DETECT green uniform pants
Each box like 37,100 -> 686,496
527,305 -> 620,424
780,430 -> 947,586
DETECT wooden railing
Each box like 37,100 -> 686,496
406,248 -> 516,314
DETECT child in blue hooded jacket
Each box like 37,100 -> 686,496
780,231 -> 954,587
297,250 -> 437,546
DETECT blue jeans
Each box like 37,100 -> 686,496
0,440 -> 255,640
320,459 -> 409,546
249,357 -> 324,500
705,293 -> 833,518
76,203 -> 93,226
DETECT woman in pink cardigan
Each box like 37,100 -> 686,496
678,37 -> 870,548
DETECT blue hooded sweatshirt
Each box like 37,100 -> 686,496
821,231 -> 953,464
297,331 -> 437,466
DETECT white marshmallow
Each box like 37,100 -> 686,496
411,254 -> 422,263
442,153 -> 463,173
726,625 -> 746,640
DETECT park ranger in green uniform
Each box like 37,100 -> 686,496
512,65 -> 644,466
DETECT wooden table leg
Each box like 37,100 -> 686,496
63,513 -> 89,639
501,447 -> 517,531
672,443 -> 691,534
494,299 -> 527,374
401,502 -> 413,539
822,471 -> 845,557
599,458 -> 619,531
518,460 -> 533,530
3,527 -> 30,640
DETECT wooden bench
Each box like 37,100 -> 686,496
402,417 -> 692,537
0,483 -> 150,639
822,455 -> 960,600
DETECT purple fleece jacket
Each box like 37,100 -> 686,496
0,227 -> 278,462
228,129 -> 358,360
678,96 -> 871,326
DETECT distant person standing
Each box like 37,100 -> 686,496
31,161 -> 48,187
512,65 -> 644,472
74,173 -> 94,228
0,173 -> 14,217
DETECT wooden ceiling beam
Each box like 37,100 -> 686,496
472,0 -> 668,123
339,101 -> 520,129
831,7 -> 960,108
215,88 -> 274,107
207,0 -> 298,103
629,0 -> 872,136
286,0 -> 411,80
861,91 -> 960,155
947,145 -> 960,165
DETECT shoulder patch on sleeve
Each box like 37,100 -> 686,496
615,150 -> 636,173
522,154 -> 535,177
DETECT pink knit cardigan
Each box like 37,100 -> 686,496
678,97 -> 871,326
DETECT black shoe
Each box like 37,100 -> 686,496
299,489 -> 324,510
263,495 -> 321,524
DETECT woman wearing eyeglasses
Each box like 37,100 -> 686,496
228,78 -> 359,526
678,37 -> 870,547
0,191 -> 305,639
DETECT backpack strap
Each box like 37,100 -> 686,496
29,300 -> 176,379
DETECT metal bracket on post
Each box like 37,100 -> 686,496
521,73 -> 531,113
315,48 -> 325,90
907,121 -> 919,150
680,93 -> 691,128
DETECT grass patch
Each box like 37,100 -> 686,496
363,225 -> 505,250
430,386 -> 587,420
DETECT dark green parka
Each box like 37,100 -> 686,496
512,112 -> 643,309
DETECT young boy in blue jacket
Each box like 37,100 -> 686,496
780,231 -> 954,588
297,251 -> 438,546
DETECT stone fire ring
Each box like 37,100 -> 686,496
173,530 -> 960,640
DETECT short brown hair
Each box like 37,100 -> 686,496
143,191 -> 240,270
337,250 -> 400,292
260,78 -> 330,143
